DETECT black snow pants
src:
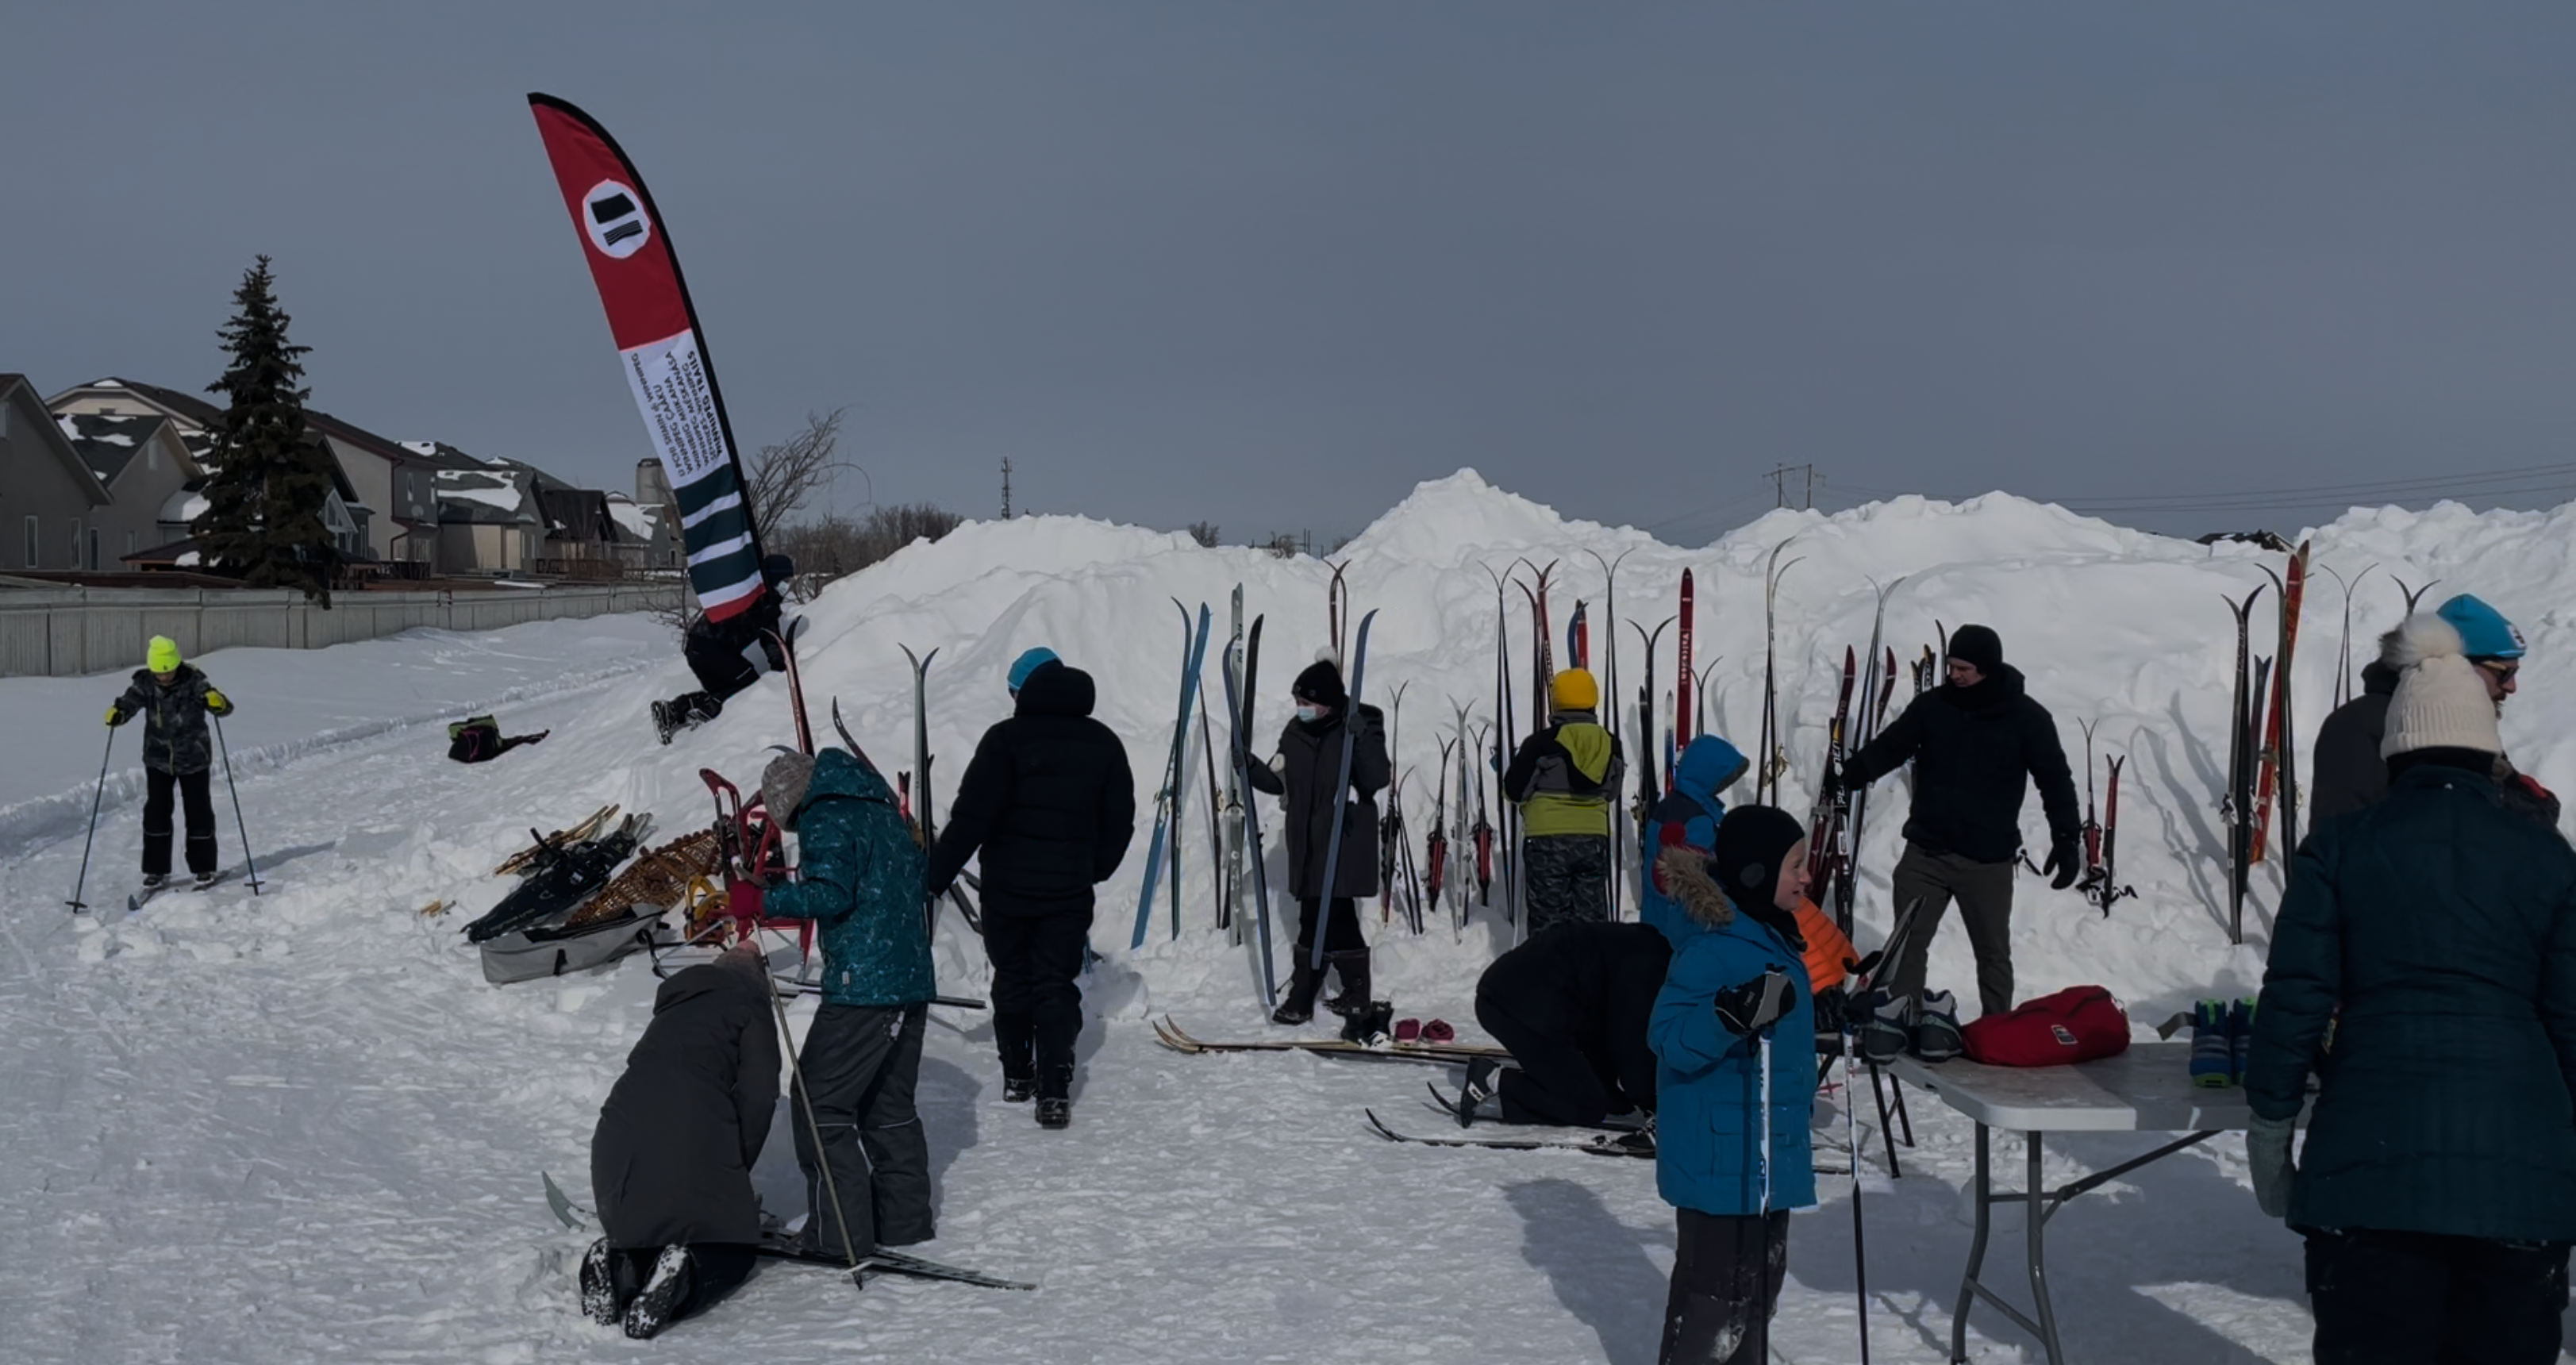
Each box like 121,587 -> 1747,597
2305,1227 -> 2570,1365
1474,991 -> 1618,1128
1522,832 -> 1610,938
984,902 -> 1094,1097
1659,1208 -> 1788,1365
143,766 -> 217,878
793,1003 -> 933,1255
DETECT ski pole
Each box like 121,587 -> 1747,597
764,959 -> 867,1289
211,716 -> 261,896
66,726 -> 114,912
1755,1024 -> 1775,1365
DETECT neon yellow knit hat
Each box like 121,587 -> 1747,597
147,636 -> 181,673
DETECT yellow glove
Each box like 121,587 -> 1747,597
205,687 -> 229,712
105,706 -> 125,727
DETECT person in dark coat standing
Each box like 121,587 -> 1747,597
652,554 -> 795,745
2309,594 -> 2557,830
1833,624 -> 2081,1019
927,648 -> 1137,1129
107,635 -> 234,890
584,942 -> 779,1339
759,746 -> 938,1253
2247,609 -> 2576,1365
1245,652 -> 1390,1027
1458,920 -> 1670,1131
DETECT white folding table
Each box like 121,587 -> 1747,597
1888,1042 -> 2280,1365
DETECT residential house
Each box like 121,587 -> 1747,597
0,374 -> 113,570
433,461 -> 544,575
51,410 -> 204,566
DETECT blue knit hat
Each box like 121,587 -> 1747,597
1007,647 -> 1061,694
2435,594 -> 2525,661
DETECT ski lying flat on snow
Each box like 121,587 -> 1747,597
1151,1016 -> 1505,1063
1365,1109 -> 1652,1158
754,1238 -> 1036,1290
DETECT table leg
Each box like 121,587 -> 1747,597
2025,1132 -> 2065,1365
1951,1121 -> 1992,1364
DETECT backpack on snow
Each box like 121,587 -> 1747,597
479,906 -> 671,985
1959,985 -> 2130,1067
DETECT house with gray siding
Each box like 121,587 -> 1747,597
0,374 -> 114,570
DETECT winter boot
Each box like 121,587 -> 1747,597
1912,990 -> 1965,1063
1859,992 -> 1913,1065
650,700 -> 678,747
1340,1000 -> 1394,1046
1270,947 -> 1324,1025
2229,998 -> 2257,1085
1457,1056 -> 1505,1129
579,1237 -> 625,1327
621,1245 -> 694,1340
140,872 -> 167,890
1036,1066 -> 1074,1130
192,870 -> 220,890
2189,1000 -> 2235,1087
1324,950 -> 1373,1018
994,1012 -> 1037,1103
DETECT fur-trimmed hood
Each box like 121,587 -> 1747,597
1655,842 -> 1736,930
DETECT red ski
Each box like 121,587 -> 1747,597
1674,570 -> 1696,752
2248,541 -> 2310,865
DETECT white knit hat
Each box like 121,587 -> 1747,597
2381,613 -> 2501,758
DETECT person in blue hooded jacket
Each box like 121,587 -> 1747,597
758,745 -> 937,1260
1640,735 -> 1751,951
1647,804 -> 1816,1365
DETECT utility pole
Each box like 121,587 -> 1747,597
1000,458 -> 1013,520
1764,463 -> 1817,510
1803,464 -> 1815,511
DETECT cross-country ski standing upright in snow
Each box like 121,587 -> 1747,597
2310,593 -> 2559,831
1832,624 -> 2080,1019
1244,652 -> 1389,1026
107,635 -> 235,890
755,747 -> 939,1252
2247,613 -> 2576,1365
583,943 -> 776,1339
1503,667 -> 1626,938
1647,804 -> 1817,1365
925,649 -> 1137,1128
653,554 -> 797,744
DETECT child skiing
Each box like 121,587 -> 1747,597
106,635 -> 234,890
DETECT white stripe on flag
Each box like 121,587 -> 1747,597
687,532 -> 755,567
679,490 -> 743,530
698,575 -> 763,611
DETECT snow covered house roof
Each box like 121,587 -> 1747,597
52,411 -> 170,486
46,375 -> 226,431
1,373 -> 113,506
603,492 -> 661,544
395,439 -> 492,471
435,465 -> 539,525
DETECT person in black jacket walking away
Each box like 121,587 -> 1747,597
107,635 -> 235,890
583,942 -> 779,1340
1246,653 -> 1390,1028
1503,667 -> 1626,938
926,648 -> 1136,1129
1456,920 -> 1669,1132
2246,610 -> 2576,1365
1834,624 -> 2081,1020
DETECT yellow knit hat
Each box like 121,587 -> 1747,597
147,636 -> 182,674
1550,668 -> 1599,713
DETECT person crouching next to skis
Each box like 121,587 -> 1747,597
2245,613 -> 2576,1365
1648,805 -> 1817,1365
107,634 -> 233,890
1453,920 -> 1667,1136
1246,652 -> 1390,1032
584,940 -> 777,1339
756,747 -> 939,1262
1504,667 -> 1626,937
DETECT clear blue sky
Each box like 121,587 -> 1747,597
6,3 -> 2571,541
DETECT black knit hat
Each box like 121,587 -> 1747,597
1709,805 -> 1808,913
1292,656 -> 1348,709
1947,624 -> 2004,674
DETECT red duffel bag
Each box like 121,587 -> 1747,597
1960,986 -> 2130,1067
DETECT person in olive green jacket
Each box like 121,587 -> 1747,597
1504,668 -> 1626,940
2247,609 -> 2576,1365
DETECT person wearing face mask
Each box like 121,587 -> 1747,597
1646,805 -> 1817,1365
1244,652 -> 1390,1029
2311,594 -> 2558,832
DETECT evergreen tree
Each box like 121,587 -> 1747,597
194,256 -> 336,606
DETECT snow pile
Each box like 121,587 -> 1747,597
6,468 -> 2574,1363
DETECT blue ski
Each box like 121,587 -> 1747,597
1132,603 -> 1214,949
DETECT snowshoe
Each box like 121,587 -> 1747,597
463,816 -> 649,944
622,1245 -> 694,1340
2190,1000 -> 2236,1087
1912,990 -> 1965,1063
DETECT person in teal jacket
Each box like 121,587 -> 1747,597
1639,734 -> 1751,952
1647,803 -> 1815,1365
2246,613 -> 2576,1365
759,747 -> 937,1258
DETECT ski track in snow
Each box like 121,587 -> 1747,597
7,475 -> 2576,1361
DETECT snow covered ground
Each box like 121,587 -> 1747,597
3,471 -> 2571,1362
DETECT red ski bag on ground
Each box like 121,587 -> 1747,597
1961,986 -> 2129,1067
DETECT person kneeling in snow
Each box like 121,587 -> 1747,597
444,714 -> 548,763
1454,921 -> 1668,1136
584,941 -> 777,1339
1648,805 -> 1817,1365
757,747 -> 940,1259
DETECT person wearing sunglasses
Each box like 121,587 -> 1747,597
2313,594 -> 2557,832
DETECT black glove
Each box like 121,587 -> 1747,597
1713,970 -> 1794,1036
2043,837 -> 2081,891
1812,985 -> 1850,1035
